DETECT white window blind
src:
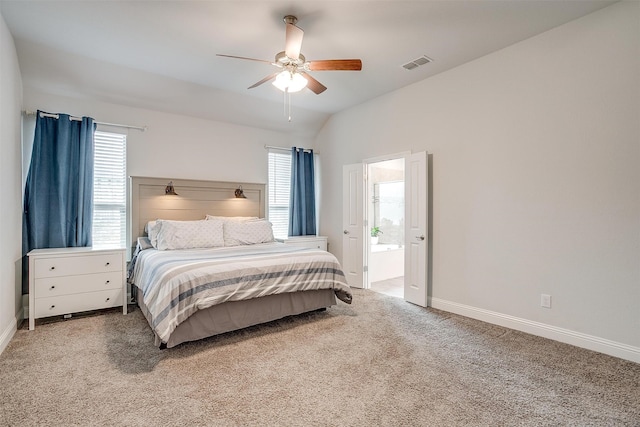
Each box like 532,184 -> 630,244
92,131 -> 127,249
268,150 -> 291,239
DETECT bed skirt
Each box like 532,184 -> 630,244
136,288 -> 337,348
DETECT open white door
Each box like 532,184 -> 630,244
342,163 -> 364,288
404,152 -> 428,306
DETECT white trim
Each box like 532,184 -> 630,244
362,151 -> 411,165
0,315 -> 18,356
430,297 -> 640,364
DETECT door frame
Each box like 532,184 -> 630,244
342,151 -> 429,307
363,152 -> 410,290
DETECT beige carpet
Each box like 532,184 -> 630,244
1,289 -> 638,426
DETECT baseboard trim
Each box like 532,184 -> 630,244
0,315 -> 18,356
430,298 -> 640,364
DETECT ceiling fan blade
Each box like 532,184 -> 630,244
248,73 -> 279,89
285,23 -> 304,60
307,59 -> 362,71
217,54 -> 272,64
302,73 -> 327,95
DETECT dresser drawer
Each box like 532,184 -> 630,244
34,271 -> 122,298
34,253 -> 123,278
35,288 -> 123,318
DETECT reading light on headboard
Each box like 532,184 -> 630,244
234,185 -> 247,199
165,181 -> 178,196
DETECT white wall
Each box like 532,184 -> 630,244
0,11 -> 23,354
316,2 -> 640,358
23,88 -> 312,185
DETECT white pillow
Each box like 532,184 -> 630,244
155,219 -> 224,250
205,215 -> 258,222
223,219 -> 275,246
144,221 -> 155,233
146,221 -> 161,248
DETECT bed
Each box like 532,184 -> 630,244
128,177 -> 352,348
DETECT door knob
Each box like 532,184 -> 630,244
416,235 -> 425,241
343,230 -> 350,235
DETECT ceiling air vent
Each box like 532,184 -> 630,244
402,55 -> 433,71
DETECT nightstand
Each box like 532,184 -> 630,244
277,236 -> 328,251
28,247 -> 127,330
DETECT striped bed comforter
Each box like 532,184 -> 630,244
130,242 -> 352,344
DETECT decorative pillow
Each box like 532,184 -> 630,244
223,219 -> 275,246
205,215 -> 258,222
155,219 -> 224,250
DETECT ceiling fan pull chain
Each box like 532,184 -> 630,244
288,90 -> 292,122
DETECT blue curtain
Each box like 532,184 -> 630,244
289,147 -> 316,236
22,111 -> 95,292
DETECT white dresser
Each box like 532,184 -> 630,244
28,247 -> 127,330
277,236 -> 328,251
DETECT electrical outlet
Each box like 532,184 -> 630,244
541,294 -> 552,308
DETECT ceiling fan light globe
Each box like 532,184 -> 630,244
288,73 -> 308,92
272,70 -> 307,93
273,70 -> 291,91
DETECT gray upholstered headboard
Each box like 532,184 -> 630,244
128,176 -> 266,257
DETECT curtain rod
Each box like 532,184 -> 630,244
264,144 -> 317,154
22,110 -> 147,132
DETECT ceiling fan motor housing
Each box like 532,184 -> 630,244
275,51 -> 306,68
283,15 -> 298,25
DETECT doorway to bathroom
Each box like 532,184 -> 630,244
342,151 -> 427,306
367,158 -> 405,298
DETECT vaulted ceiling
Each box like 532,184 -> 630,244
1,0 -> 616,138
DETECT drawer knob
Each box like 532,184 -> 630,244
105,280 -> 110,284
50,285 -> 56,290
50,305 -> 55,309
105,262 -> 110,267
105,297 -> 110,302
49,266 -> 55,271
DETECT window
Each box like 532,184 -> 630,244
374,181 -> 405,246
92,131 -> 127,249
268,150 -> 291,239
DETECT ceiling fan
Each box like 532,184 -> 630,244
217,15 -> 362,95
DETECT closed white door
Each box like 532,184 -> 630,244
404,152 -> 428,306
342,163 -> 364,288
